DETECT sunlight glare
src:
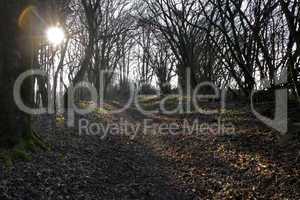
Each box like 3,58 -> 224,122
46,26 -> 65,46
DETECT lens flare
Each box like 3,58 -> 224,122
46,26 -> 65,45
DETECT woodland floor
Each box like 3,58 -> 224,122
0,97 -> 300,200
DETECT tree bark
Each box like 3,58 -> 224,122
0,1 -> 36,148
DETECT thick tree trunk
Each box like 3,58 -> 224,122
0,1 -> 35,148
177,65 -> 198,94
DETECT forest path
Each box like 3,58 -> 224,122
0,101 -> 299,199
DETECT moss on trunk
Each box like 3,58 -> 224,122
0,0 -> 48,166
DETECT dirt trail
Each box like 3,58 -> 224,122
0,103 -> 299,199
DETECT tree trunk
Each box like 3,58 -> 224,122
177,64 -> 198,94
0,1 -> 36,149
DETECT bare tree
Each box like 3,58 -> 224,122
0,1 -> 53,156
148,33 -> 176,94
279,0 -> 300,100
141,0 -> 207,90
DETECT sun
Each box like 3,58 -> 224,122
46,26 -> 65,46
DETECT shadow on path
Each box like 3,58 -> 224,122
0,122 -> 195,200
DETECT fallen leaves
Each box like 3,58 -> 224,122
0,101 -> 299,199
